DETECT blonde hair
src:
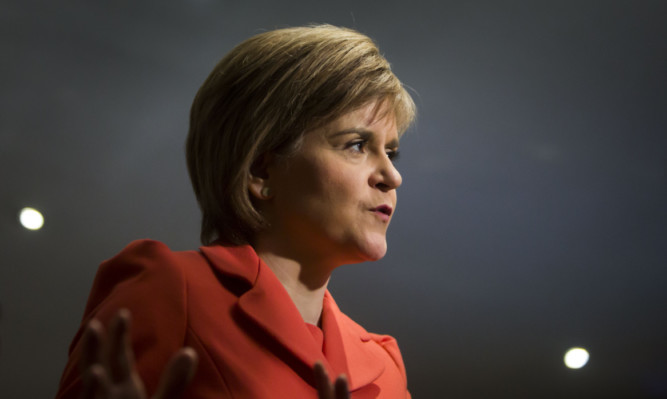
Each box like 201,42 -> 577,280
186,24 -> 416,245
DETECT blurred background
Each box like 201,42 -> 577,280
1,0 -> 666,397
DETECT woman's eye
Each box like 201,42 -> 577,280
347,140 -> 366,153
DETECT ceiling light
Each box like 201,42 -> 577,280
19,207 -> 44,230
564,347 -> 589,369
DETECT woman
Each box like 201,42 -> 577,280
55,24 -> 416,399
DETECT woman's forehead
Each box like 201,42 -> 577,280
327,101 -> 397,131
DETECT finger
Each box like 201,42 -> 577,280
80,319 -> 104,374
153,347 -> 198,399
313,361 -> 333,399
81,364 -> 111,399
334,375 -> 350,399
106,308 -> 134,382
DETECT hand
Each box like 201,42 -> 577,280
313,361 -> 350,399
79,309 -> 198,399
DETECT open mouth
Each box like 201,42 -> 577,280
373,205 -> 393,216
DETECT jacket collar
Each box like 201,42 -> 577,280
321,291 -> 385,391
199,243 -> 384,391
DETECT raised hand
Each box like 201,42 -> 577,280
314,361 -> 350,399
79,309 -> 198,399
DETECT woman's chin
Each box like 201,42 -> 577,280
356,236 -> 388,262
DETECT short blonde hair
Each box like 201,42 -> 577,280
186,24 -> 416,245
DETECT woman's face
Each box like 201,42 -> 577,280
263,101 -> 402,267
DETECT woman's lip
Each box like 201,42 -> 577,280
372,210 -> 391,222
372,205 -> 393,216
371,205 -> 392,222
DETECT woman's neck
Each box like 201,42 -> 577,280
256,249 -> 332,325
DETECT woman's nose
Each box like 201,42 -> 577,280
371,155 -> 402,191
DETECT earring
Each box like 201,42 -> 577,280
260,187 -> 271,198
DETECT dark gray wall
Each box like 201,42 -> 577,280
1,1 -> 666,397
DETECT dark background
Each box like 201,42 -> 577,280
1,1 -> 666,398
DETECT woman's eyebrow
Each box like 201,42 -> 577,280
329,128 -> 373,139
329,128 -> 400,147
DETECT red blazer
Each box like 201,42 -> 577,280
55,240 -> 411,398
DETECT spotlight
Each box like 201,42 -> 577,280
564,347 -> 589,369
19,207 -> 44,230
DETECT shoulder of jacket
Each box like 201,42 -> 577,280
100,239 -> 205,272
88,240 -> 203,305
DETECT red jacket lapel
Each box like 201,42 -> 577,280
199,244 -> 386,390
321,291 -> 385,391
199,244 -> 335,382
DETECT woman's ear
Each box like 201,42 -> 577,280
248,175 -> 273,200
248,153 -> 274,200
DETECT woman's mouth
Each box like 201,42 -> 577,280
372,205 -> 393,221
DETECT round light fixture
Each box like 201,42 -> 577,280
564,347 -> 589,369
19,207 -> 44,230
